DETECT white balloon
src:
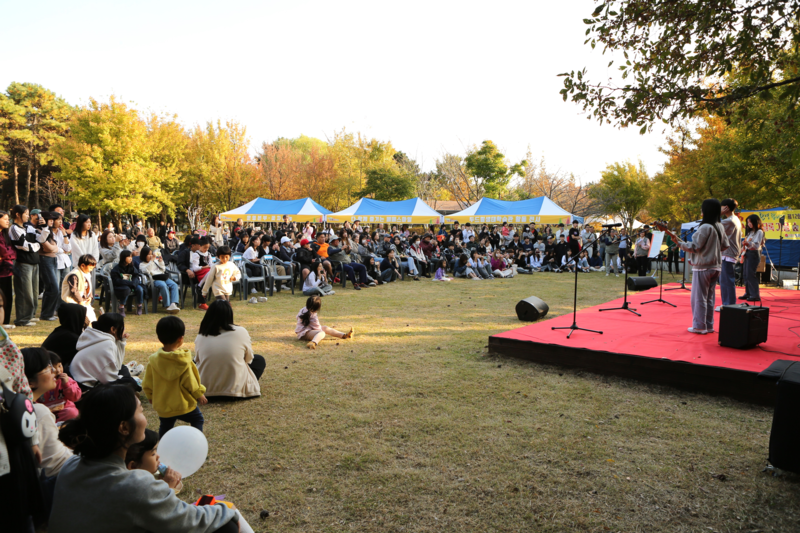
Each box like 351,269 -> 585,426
158,426 -> 208,478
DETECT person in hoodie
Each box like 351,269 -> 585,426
41,303 -> 87,370
70,313 -> 138,390
142,316 -> 208,437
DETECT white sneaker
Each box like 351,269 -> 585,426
248,297 -> 258,304
687,327 -> 708,335
472,277 -> 481,281
30,318 -> 40,322
250,288 -> 257,294
714,306 -> 721,312
281,285 -> 291,291
605,273 -> 609,277
257,297 -> 268,303
165,303 -> 180,314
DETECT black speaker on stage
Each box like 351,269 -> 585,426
627,276 -> 658,291
516,296 -> 549,321
718,304 -> 769,349
769,362 -> 800,474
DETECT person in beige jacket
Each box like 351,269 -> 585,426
193,300 -> 264,399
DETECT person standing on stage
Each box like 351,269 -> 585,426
740,214 -> 764,303
676,199 -> 730,335
634,229 -> 650,276
718,198 -> 742,309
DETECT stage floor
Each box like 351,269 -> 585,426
489,283 -> 800,404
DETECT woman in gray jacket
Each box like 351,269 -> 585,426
676,199 -> 730,335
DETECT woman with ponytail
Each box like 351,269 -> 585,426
676,199 -> 730,335
51,384 -> 239,532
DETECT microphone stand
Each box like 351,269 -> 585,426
599,247 -> 641,316
666,230 -> 691,292
642,250 -> 676,307
552,234 -> 603,339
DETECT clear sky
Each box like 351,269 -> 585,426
1,0 -> 668,182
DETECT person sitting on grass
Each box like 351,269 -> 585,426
454,253 -> 481,280
295,295 -> 353,350
125,428 -> 182,493
51,384 -> 239,533
139,247 -> 180,314
468,250 -> 493,279
562,249 -> 577,273
143,316 -> 208,438
303,261 -> 335,297
577,250 -> 602,272
42,303 -> 88,371
37,351 -> 81,424
111,250 -> 144,316
194,300 -> 264,400
199,245 -> 240,304
22,348 -> 75,482
70,313 -> 140,391
491,250 -> 514,278
61,254 -> 98,323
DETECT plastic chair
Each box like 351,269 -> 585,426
263,257 -> 295,296
237,259 -> 266,298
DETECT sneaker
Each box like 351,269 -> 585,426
4,324 -> 15,330
30,318 -> 40,323
715,306 -> 721,312
126,361 -> 145,376
38,293 -> 43,300
251,288 -> 257,294
165,304 -> 180,315
198,303 -> 209,310
281,285 -> 291,291
166,303 -> 180,311
21,322 -> 36,327
44,316 -> 57,321
136,305 -> 143,316
615,274 -> 619,277
687,327 -> 708,335
708,329 -> 716,333
353,285 -> 361,290
118,306 -> 127,317
257,297 -> 268,303
605,273 -> 609,277
248,297 -> 258,304
368,282 -> 376,287
472,277 -> 481,281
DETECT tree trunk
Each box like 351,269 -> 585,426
25,161 -> 31,206
97,211 -> 102,233
12,154 -> 19,205
34,162 -> 39,208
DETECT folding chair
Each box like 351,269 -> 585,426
263,257 -> 295,296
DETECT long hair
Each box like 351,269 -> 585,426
300,296 -> 322,327
0,209 -> 10,241
198,299 -> 236,337
745,214 -> 763,235
700,198 -> 722,227
75,214 -> 93,239
92,312 -> 125,340
59,384 -> 139,460
99,229 -> 115,249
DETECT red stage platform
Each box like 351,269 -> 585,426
489,284 -> 800,404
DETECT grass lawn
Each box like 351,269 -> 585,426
14,272 -> 800,532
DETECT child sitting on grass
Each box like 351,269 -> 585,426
37,352 -> 81,423
125,428 -> 182,493
142,316 -> 208,437
200,245 -> 240,303
295,295 -> 353,350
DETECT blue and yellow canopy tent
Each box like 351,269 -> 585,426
326,198 -> 444,225
220,197 -> 331,223
444,196 -> 582,225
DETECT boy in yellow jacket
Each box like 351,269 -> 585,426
142,316 -> 208,437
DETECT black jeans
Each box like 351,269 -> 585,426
636,256 -> 649,276
159,406 -> 204,438
39,256 -> 60,320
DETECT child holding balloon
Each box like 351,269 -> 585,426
126,429 -> 182,492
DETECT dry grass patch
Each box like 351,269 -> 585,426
14,273 -> 800,532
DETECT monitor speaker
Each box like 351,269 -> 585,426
769,362 -> 800,474
718,304 -> 769,349
516,296 -> 549,321
627,276 -> 658,291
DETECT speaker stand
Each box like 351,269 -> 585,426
642,252 -> 676,307
552,236 -> 603,339
599,259 -> 640,316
